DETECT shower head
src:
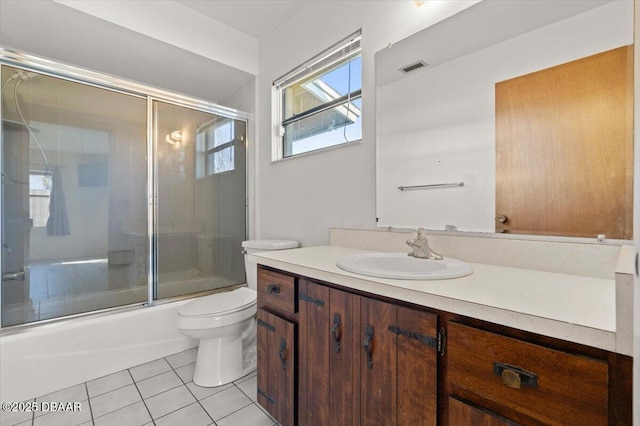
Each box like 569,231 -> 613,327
14,71 -> 38,81
2,71 -> 37,94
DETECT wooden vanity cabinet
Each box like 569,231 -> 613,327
360,297 -> 439,426
447,322 -> 609,426
256,266 -> 631,426
257,309 -> 295,426
448,397 -> 520,426
298,279 -> 361,426
258,267 -> 440,426
297,278 -> 439,426
256,267 -> 298,426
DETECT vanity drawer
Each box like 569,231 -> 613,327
448,322 -> 608,426
257,267 -> 297,314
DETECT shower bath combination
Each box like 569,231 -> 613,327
0,61 -> 250,329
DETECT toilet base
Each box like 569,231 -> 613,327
193,336 -> 256,387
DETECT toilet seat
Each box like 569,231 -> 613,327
178,287 -> 256,319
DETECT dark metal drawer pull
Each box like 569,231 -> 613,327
267,284 -> 280,294
493,362 -> 538,389
331,313 -> 342,353
279,339 -> 288,370
363,324 -> 374,370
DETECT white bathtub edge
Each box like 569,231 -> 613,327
0,300 -> 196,403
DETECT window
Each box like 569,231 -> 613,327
273,30 -> 362,159
197,119 -> 235,177
29,171 -> 52,227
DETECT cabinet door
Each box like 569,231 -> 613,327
298,280 -> 330,426
396,306 -> 438,426
257,308 -> 295,426
360,297 -> 397,426
329,288 -> 361,426
449,397 -> 519,426
298,282 -> 361,426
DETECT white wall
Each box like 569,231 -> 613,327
0,0 -> 254,104
53,0 -> 258,75
255,1 -> 479,247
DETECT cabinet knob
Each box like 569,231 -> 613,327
267,284 -> 281,294
501,369 -> 522,389
493,362 -> 538,389
496,215 -> 508,223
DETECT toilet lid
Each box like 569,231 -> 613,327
178,287 -> 256,318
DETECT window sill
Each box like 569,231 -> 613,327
271,138 -> 362,164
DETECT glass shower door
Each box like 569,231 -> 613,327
1,116 -> 31,321
0,66 -> 148,327
153,100 -> 247,299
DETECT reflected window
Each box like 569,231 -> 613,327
198,119 -> 235,176
29,171 -> 51,227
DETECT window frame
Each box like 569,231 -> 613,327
272,30 -> 362,161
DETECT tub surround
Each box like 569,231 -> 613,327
249,228 -> 634,355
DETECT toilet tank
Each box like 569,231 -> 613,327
242,240 -> 299,289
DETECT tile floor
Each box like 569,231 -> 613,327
1,348 -> 277,426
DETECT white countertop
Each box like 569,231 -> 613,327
250,245 -> 618,352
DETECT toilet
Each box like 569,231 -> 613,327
176,239 -> 299,387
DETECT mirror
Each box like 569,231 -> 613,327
375,0 -> 633,238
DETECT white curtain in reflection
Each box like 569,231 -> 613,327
46,166 -> 70,236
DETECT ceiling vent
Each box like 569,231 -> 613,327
400,60 -> 428,74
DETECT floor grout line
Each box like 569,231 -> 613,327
23,350 -> 269,426
84,382 -> 95,426
165,356 -> 217,426
127,369 -> 156,426
212,396 -> 254,423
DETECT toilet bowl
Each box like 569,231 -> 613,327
176,239 -> 298,387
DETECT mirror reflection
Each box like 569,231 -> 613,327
376,0 -> 633,239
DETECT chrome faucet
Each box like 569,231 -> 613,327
406,228 -> 443,260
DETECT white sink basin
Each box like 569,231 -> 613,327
336,252 -> 472,280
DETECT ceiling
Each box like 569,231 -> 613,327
176,0 -> 302,38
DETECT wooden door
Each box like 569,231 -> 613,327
396,306 -> 438,426
495,45 -> 633,239
449,397 -> 519,426
257,308 -> 295,426
360,297 -> 397,426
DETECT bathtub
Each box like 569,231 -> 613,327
0,268 -> 245,403
0,298 -> 196,403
